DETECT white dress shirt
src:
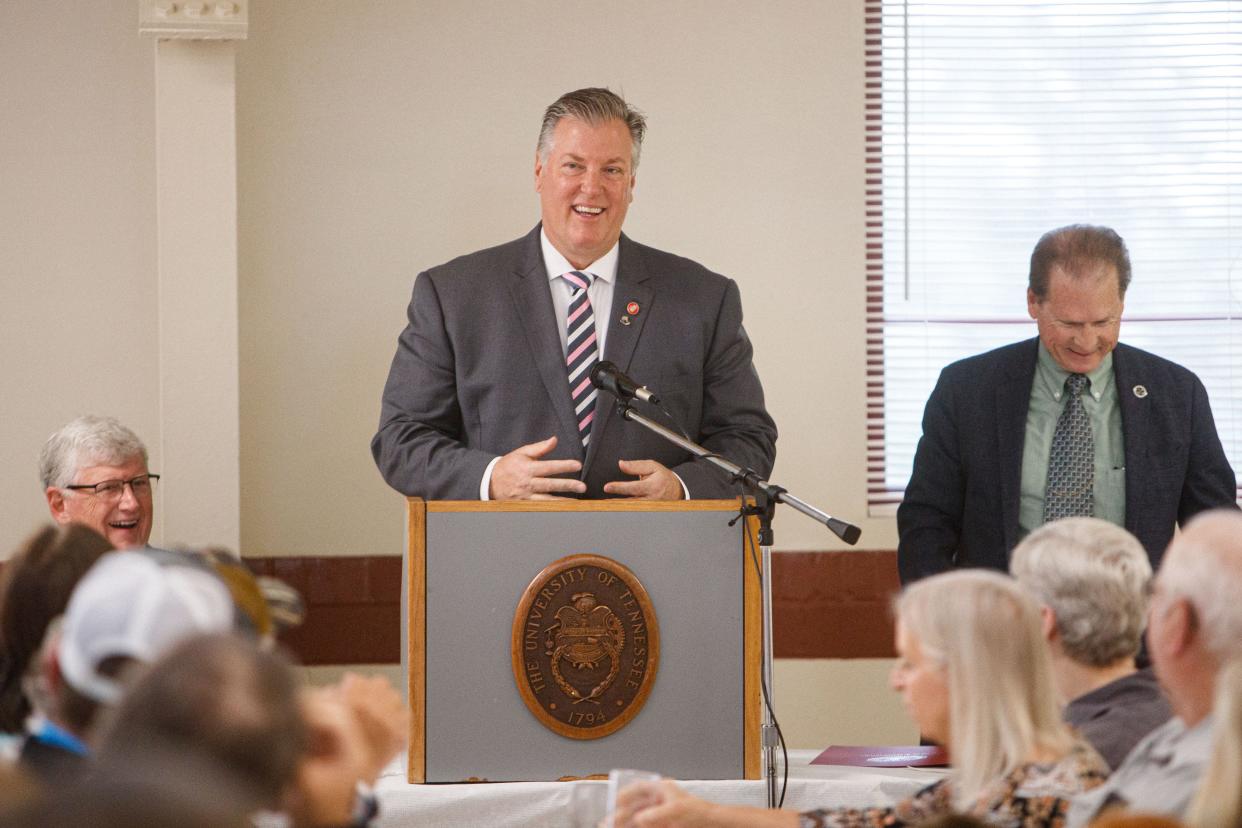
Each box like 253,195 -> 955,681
478,233 -> 620,499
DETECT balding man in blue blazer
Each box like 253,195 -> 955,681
898,225 -> 1236,582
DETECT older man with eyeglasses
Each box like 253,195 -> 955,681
41,416 -> 159,550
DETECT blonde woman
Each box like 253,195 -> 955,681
615,570 -> 1108,827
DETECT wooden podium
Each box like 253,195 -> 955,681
406,498 -> 761,783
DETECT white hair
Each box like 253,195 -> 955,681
39,415 -> 148,488
1157,510 -> 1242,662
1010,517 -> 1151,667
896,570 -> 1072,810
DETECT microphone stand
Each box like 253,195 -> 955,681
607,397 -> 861,809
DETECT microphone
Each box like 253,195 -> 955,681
590,361 -> 661,405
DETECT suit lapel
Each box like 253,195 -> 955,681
585,235 -> 654,474
508,229 -> 583,460
1113,346 -> 1149,528
996,339 -> 1038,554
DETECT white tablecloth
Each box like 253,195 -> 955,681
376,750 -> 948,827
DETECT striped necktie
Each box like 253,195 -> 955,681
563,270 -> 599,448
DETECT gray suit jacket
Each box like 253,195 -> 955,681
372,226 -> 777,499
897,338 -> 1237,582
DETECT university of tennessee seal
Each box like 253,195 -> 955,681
511,554 -> 660,740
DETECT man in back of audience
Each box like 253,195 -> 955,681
96,633 -> 407,828
1068,509 -> 1242,824
41,415 -> 158,550
19,550 -> 235,785
1010,517 -> 1171,769
95,633 -> 308,817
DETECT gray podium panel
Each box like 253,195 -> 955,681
421,507 -> 748,782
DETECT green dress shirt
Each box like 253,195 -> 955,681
1018,344 -> 1126,540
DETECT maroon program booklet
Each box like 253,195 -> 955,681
810,745 -> 949,768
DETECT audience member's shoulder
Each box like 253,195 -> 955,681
17,734 -> 89,788
1048,737 -> 1111,793
1088,814 -> 1185,828
135,545 -> 216,572
1139,714 -> 1187,745
1114,715 -> 1188,773
1117,667 -> 1170,710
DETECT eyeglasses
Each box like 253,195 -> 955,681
63,474 -> 160,501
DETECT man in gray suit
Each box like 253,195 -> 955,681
373,88 -> 776,500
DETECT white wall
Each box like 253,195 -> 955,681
1,0 -> 911,749
0,1 -> 161,549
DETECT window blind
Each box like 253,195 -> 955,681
866,0 -> 1242,512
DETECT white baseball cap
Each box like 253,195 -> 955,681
58,550 -> 236,703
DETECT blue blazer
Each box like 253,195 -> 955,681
897,338 -> 1237,582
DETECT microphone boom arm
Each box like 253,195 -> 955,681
612,401 -> 861,545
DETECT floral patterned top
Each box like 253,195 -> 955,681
799,740 -> 1108,828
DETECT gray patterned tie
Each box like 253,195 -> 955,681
1044,373 -> 1094,521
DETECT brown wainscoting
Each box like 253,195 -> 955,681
245,556 -> 403,666
245,550 -> 901,666
772,550 -> 900,659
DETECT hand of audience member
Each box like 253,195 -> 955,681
611,779 -> 674,827
603,460 -> 685,500
489,436 -> 587,499
287,686 -> 368,827
337,673 -> 408,785
285,675 -> 407,827
615,780 -> 798,828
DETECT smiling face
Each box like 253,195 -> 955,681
1027,262 -> 1124,374
890,620 -> 951,745
535,117 -> 635,270
45,454 -> 153,549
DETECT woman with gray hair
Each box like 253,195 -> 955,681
614,570 -> 1108,827
1010,517 -> 1171,769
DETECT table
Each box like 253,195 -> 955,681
375,749 -> 948,827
